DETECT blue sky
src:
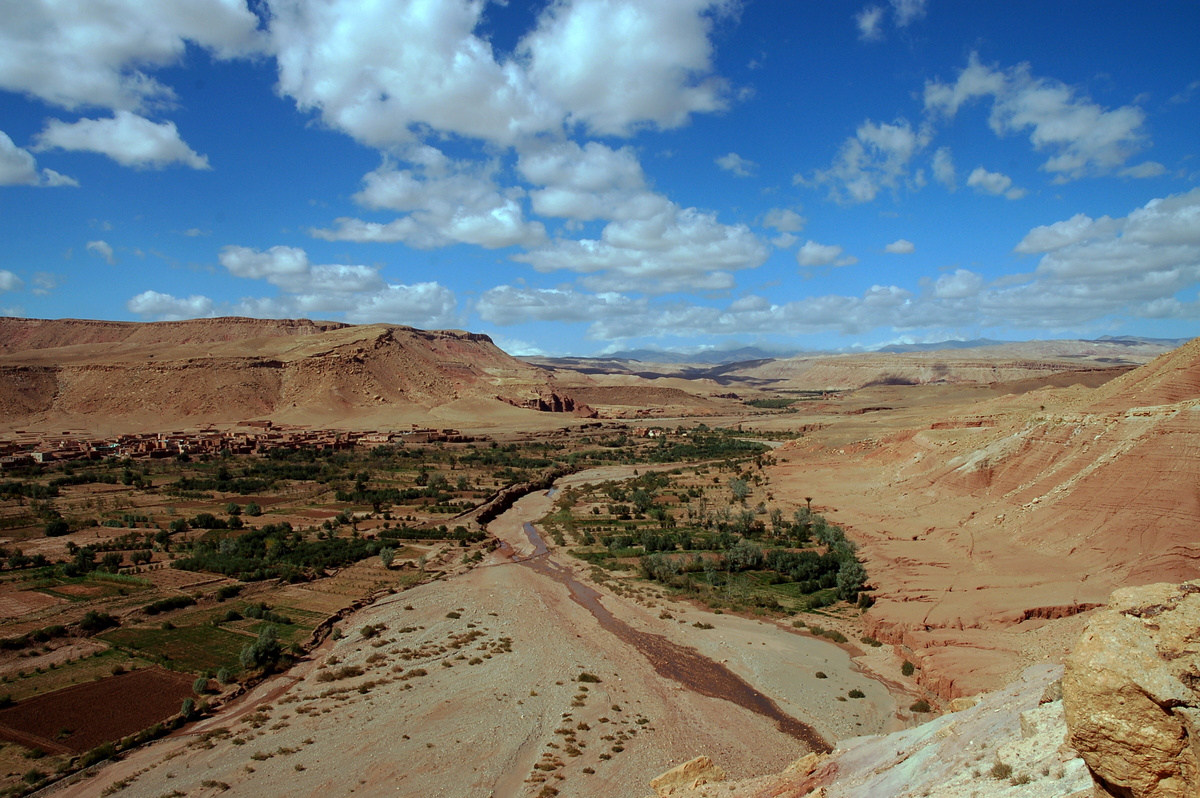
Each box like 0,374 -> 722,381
1,0 -> 1197,357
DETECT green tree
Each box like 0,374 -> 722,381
239,625 -> 282,672
728,478 -> 750,503
244,502 -> 262,517
44,518 -> 70,537
379,547 -> 395,569
836,559 -> 868,601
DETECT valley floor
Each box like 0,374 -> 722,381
53,472 -> 900,798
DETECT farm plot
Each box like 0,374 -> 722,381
0,666 -> 193,754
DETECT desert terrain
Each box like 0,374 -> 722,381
0,317 -> 1194,797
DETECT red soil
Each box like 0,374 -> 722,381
0,667 -> 194,754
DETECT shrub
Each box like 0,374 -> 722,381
901,660 -> 915,677
910,699 -> 931,713
193,677 -> 209,694
79,610 -> 118,633
814,671 -> 827,679
989,762 -> 1013,780
577,672 -> 601,683
848,689 -> 865,699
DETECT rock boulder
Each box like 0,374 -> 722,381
1063,580 -> 1200,797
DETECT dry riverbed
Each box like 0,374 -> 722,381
53,474 -> 902,798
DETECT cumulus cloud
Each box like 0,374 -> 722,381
855,6 -> 885,41
925,53 -> 1149,181
715,152 -> 757,177
341,283 -> 460,327
0,0 -> 262,113
127,290 -> 215,320
932,269 -> 983,298
0,130 -> 77,187
992,187 -> 1200,326
804,118 -> 931,203
86,240 -> 115,264
762,208 -> 806,233
1013,213 -> 1120,254
797,240 -> 858,268
519,0 -> 733,137
218,245 -> 384,294
931,146 -> 955,190
0,270 -> 23,292
34,112 -> 209,170
966,166 -> 1026,199
1119,161 -> 1167,179
327,148 -> 547,250
515,205 -> 768,295
476,285 -> 642,326
518,140 -> 655,222
884,238 -> 915,254
269,0 -> 733,148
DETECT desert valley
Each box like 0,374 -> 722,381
0,316 -> 1192,798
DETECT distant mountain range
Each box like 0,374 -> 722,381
595,336 -> 1193,364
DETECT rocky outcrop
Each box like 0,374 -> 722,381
649,755 -> 726,795
499,390 -> 598,418
1063,580 -> 1200,797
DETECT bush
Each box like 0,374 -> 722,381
79,610 -> 118,633
910,699 -> 931,713
814,671 -> 827,679
848,689 -> 865,699
577,672 -> 602,683
989,762 -> 1013,780
193,677 -> 209,694
901,660 -> 915,677
44,519 -> 70,537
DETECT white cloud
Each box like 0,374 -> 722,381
518,140 -> 655,222
1014,213 -> 1120,254
884,238 -> 915,254
931,146 -> 955,190
0,0 -> 262,113
797,240 -> 858,267
323,149 -> 548,250
341,283 -> 460,328
86,240 -> 115,264
932,269 -> 983,299
925,53 -> 1149,181
0,270 -> 23,292
761,208 -> 806,233
34,112 -> 209,170
715,152 -> 757,177
855,6 -> 885,41
805,118 -> 931,203
515,206 -> 768,295
988,187 -> 1200,327
1119,161 -> 1167,179
127,290 -> 215,320
966,166 -> 1026,199
0,130 -> 77,187
889,0 -> 927,27
30,273 -> 59,296
520,0 -> 733,137
268,0 -> 733,148
218,245 -> 385,294
476,285 -> 642,326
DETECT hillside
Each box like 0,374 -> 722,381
0,318 -> 568,432
766,336 -> 1200,699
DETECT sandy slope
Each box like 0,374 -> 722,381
761,339 -> 1200,700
